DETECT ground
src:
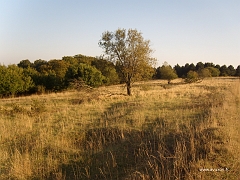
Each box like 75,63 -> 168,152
0,77 -> 239,179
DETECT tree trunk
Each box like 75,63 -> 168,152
126,82 -> 131,96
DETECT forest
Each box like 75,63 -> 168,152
0,53 -> 240,97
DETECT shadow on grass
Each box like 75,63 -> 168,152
46,91 -> 232,180
49,122 -> 173,179
46,114 -> 231,180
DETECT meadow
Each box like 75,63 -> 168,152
0,77 -> 239,179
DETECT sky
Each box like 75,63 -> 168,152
0,0 -> 239,68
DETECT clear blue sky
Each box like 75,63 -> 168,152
1,0 -> 239,67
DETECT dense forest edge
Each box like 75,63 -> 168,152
0,53 -> 240,97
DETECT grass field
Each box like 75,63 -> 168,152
0,77 -> 239,179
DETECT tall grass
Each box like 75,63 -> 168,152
0,78 -> 239,179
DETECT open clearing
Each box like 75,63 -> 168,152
0,77 -> 239,179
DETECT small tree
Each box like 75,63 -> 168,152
78,63 -> 106,87
206,67 -> 220,77
91,58 -> 120,85
0,65 -> 34,96
174,64 -> 184,78
157,62 -> 178,84
196,62 -> 204,71
99,28 -> 156,95
18,59 -> 32,69
220,65 -> 230,76
185,70 -> 199,83
66,63 -> 105,88
228,65 -> 236,76
198,68 -> 211,80
235,65 -> 240,77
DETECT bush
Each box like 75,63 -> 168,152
156,64 -> 178,84
198,68 -> 211,80
78,63 -> 106,87
0,65 -> 34,96
185,71 -> 199,83
35,85 -> 46,94
66,63 -> 106,88
206,67 -> 220,77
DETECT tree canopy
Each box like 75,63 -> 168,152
156,62 -> 178,84
99,28 -> 156,95
0,65 -> 34,96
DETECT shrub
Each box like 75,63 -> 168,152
206,67 -> 220,77
66,63 -> 106,88
198,68 -> 211,80
0,65 -> 34,96
156,64 -> 178,84
185,71 -> 199,83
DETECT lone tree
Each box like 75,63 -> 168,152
156,62 -> 178,84
99,28 -> 156,95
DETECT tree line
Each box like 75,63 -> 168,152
0,54 -> 120,97
1,28 -> 239,97
0,55 -> 239,97
156,61 -> 240,84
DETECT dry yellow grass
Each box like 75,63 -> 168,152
0,77 -> 239,179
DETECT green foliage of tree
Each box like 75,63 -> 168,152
24,67 -> 43,90
0,65 -> 34,96
74,54 -> 96,65
188,63 -> 196,71
178,63 -> 194,78
66,63 -> 105,87
174,64 -> 183,78
0,65 -> 8,95
18,59 -> 33,69
235,65 -> 240,77
3,50 -> 239,97
78,63 -> 105,87
63,55 -> 119,86
48,60 -> 69,79
103,66 -> 120,85
227,65 -> 236,76
91,58 -> 120,85
215,64 -> 221,70
185,70 -> 199,83
156,63 -> 178,84
205,67 -> 220,77
220,65 -> 230,76
198,68 -> 211,80
204,62 -> 215,68
65,64 -> 79,80
140,66 -> 156,81
46,60 -> 70,90
62,56 -> 78,66
30,59 -> 70,91
99,28 -> 156,95
33,59 -> 48,72
196,62 -> 204,71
